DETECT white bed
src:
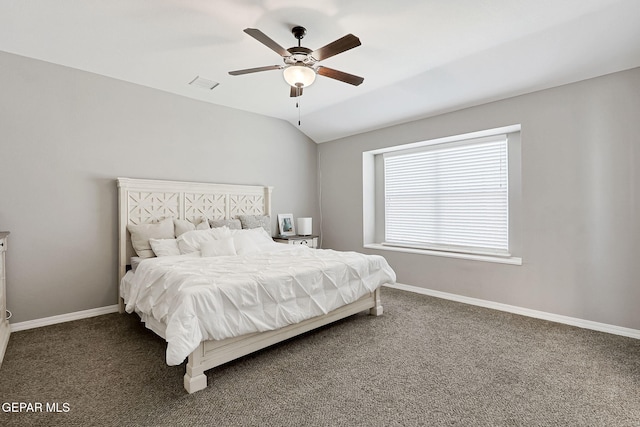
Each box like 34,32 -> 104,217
117,177 -> 395,393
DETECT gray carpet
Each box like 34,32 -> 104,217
1,287 -> 639,426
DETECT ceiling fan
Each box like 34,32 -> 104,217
229,26 -> 364,97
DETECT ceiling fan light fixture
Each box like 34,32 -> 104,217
283,65 -> 316,88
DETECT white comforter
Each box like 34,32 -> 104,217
121,246 -> 396,365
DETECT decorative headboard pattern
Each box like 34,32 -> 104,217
117,177 -> 273,282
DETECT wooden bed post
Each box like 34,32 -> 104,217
184,346 -> 208,394
369,287 -> 383,316
117,178 -> 127,313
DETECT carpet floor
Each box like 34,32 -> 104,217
1,287 -> 638,426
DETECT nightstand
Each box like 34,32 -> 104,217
273,235 -> 319,248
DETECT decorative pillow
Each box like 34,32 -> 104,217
237,215 -> 271,234
201,238 -> 237,257
233,232 -> 262,255
149,238 -> 181,257
245,227 -> 274,245
209,218 -> 242,230
209,226 -> 232,240
127,218 -> 175,258
177,227 -> 232,254
173,219 -> 195,237
195,218 -> 210,230
231,228 -> 275,255
174,218 -> 210,237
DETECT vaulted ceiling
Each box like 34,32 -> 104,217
2,0 -> 640,143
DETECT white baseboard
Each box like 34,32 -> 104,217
10,305 -> 120,332
385,283 -> 640,340
9,285 -> 640,340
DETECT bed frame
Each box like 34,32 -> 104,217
117,177 -> 383,393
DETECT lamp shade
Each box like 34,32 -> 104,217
283,65 -> 316,88
297,217 -> 312,236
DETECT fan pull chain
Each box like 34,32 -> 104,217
296,87 -> 302,126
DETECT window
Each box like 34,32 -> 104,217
363,125 -> 521,265
384,135 -> 508,255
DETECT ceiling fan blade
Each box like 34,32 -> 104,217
229,65 -> 282,76
317,67 -> 364,86
244,28 -> 291,57
289,86 -> 303,97
311,34 -> 361,61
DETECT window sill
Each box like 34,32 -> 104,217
363,243 -> 522,265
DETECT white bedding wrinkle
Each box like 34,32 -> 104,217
121,246 -> 396,365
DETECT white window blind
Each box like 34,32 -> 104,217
384,135 -> 509,255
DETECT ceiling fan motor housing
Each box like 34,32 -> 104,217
286,26 -> 316,67
285,47 -> 315,65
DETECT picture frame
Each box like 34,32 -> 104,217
277,213 -> 295,236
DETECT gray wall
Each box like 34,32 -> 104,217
318,67 -> 640,330
0,51 -> 319,323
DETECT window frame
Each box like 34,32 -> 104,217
362,125 -> 522,265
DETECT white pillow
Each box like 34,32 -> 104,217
177,227 -> 232,254
174,218 -> 210,237
174,219 -> 194,237
229,228 -> 273,255
149,238 -> 180,257
201,238 -> 236,257
127,218 -> 175,258
248,227 -> 274,245
209,218 -> 242,230
233,232 -> 261,255
195,218 -> 210,230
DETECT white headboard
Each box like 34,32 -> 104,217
117,177 -> 273,282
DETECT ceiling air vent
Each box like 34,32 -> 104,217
189,76 -> 219,90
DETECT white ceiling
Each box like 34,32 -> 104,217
2,0 -> 640,143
